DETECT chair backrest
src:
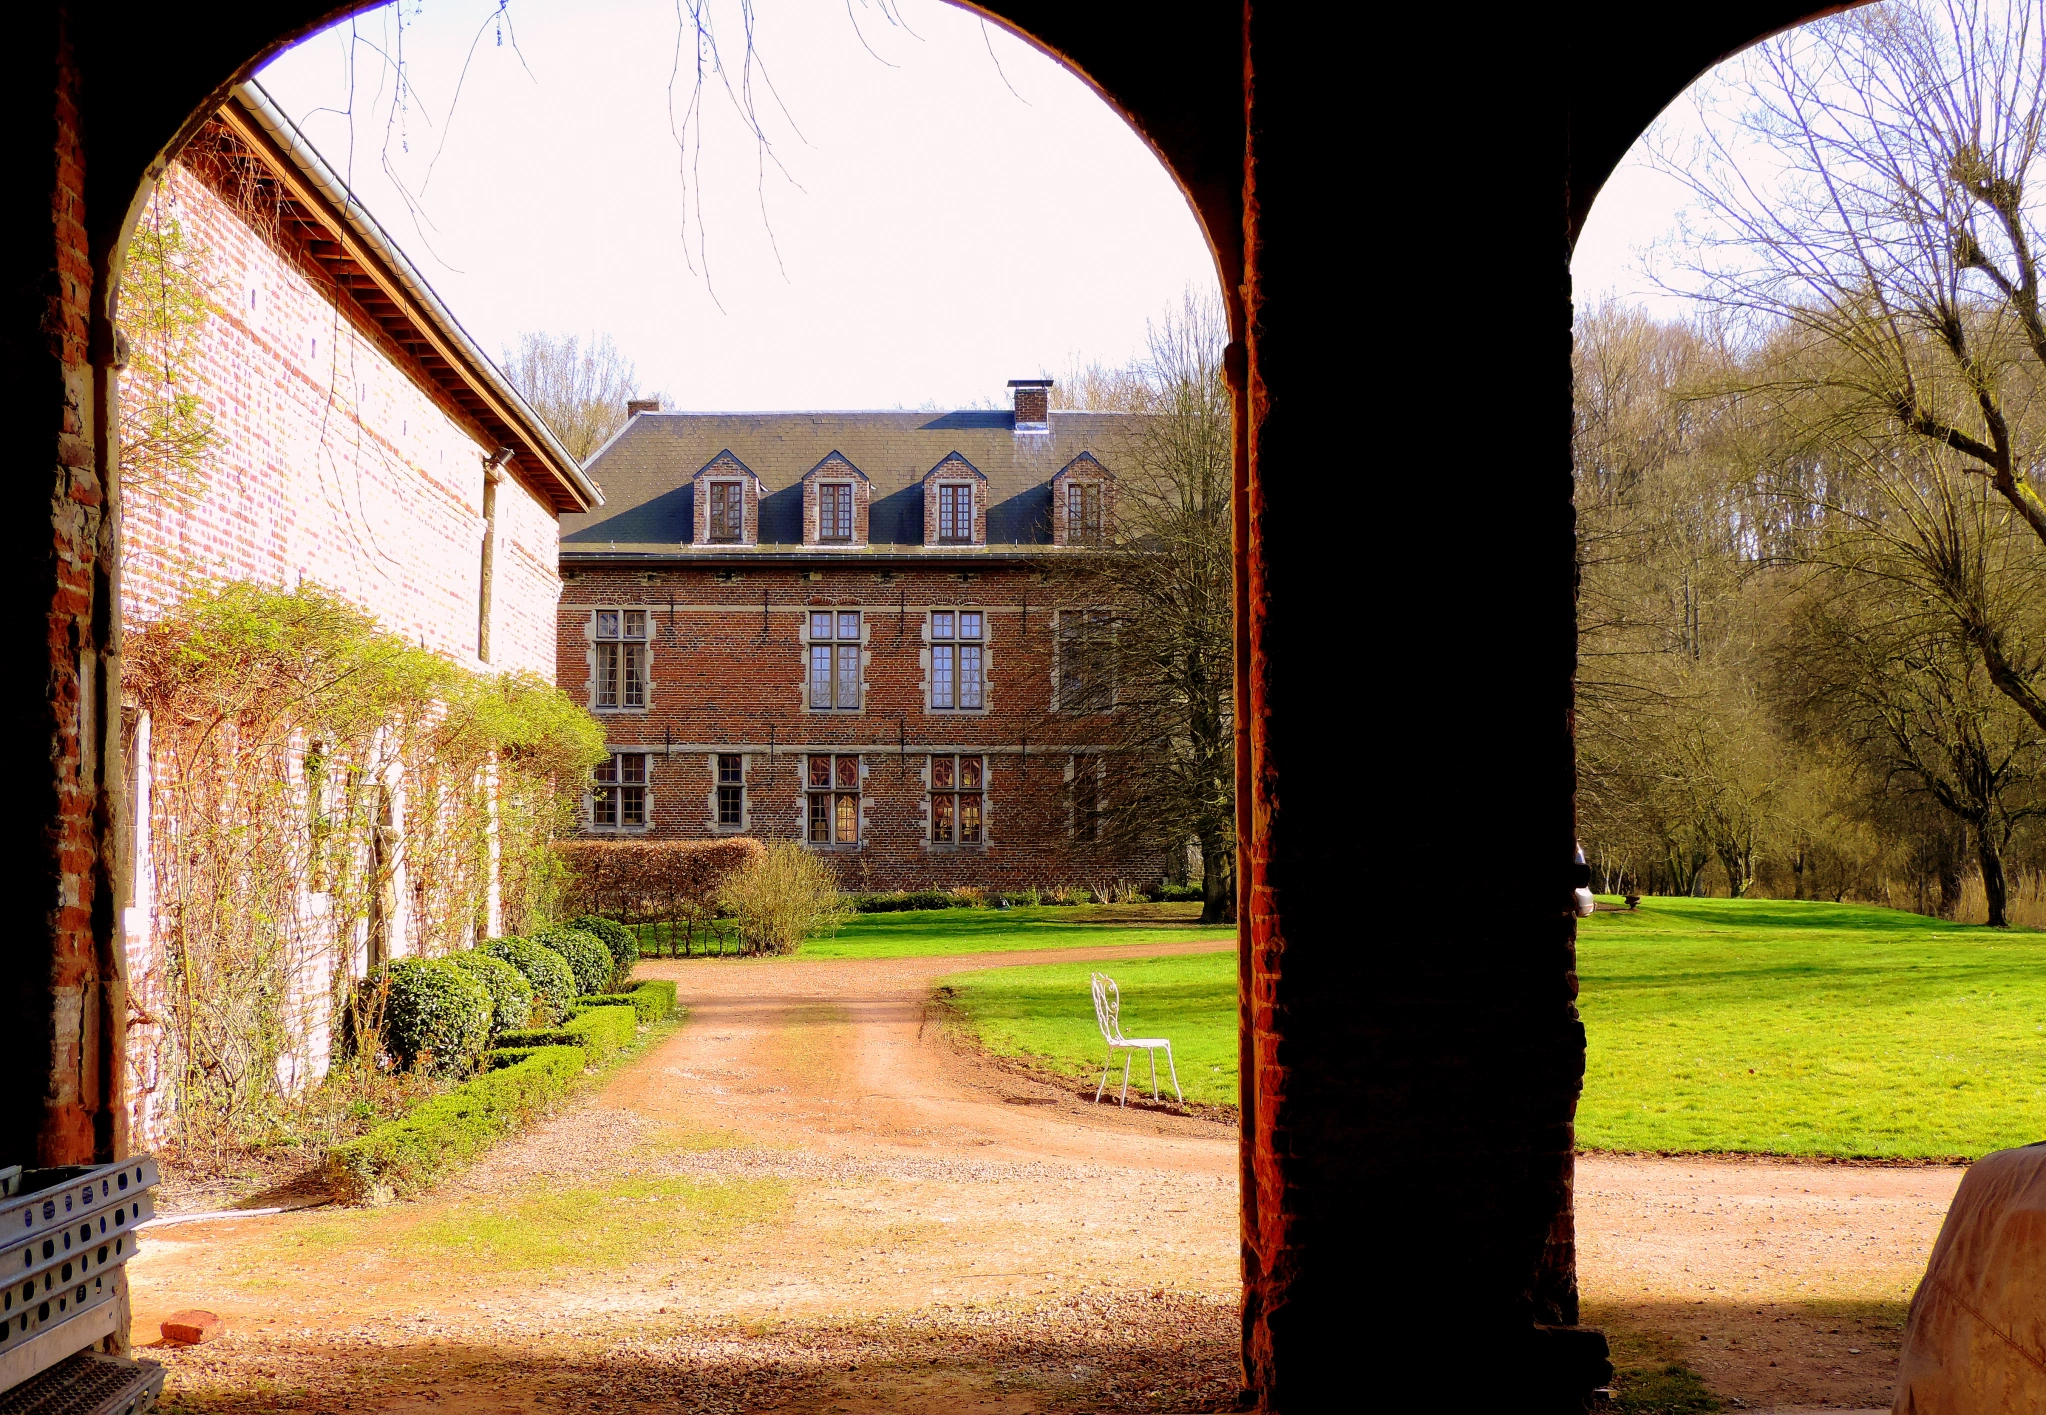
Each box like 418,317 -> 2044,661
1090,971 -> 1123,1044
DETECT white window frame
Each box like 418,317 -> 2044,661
817,481 -> 855,542
928,608 -> 987,713
936,481 -> 976,544
806,609 -> 864,712
805,753 -> 863,846
707,478 -> 746,543
591,752 -> 651,832
712,752 -> 747,831
929,753 -> 986,845
593,608 -> 650,712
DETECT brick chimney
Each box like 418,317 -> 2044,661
626,398 -> 661,416
1009,379 -> 1051,435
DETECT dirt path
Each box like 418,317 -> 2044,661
1578,1153 -> 1962,1411
129,937 -> 1971,1414
131,939 -> 1242,1414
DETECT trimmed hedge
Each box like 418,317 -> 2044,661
481,935 -> 578,1024
484,1046 -> 549,1070
326,1045 -> 585,1202
534,926 -> 614,997
449,950 -> 535,1036
586,979 -> 676,1024
566,914 -> 639,982
496,1002 -> 638,1065
373,958 -> 491,1072
557,837 -> 763,922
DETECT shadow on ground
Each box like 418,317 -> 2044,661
1589,1299 -> 1906,1412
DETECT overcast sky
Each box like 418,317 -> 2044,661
257,0 -> 1221,412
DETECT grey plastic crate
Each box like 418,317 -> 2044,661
0,1350 -> 162,1415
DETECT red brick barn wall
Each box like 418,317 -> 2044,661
559,563 -> 1166,893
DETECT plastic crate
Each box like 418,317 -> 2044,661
0,1350 -> 163,1415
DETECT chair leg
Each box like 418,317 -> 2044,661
1164,1044 -> 1182,1103
1120,1052 -> 1132,1106
1096,1050 -> 1112,1104
1148,1048 -> 1159,1101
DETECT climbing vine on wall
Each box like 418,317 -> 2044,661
119,191 -> 215,509
125,582 -> 607,1146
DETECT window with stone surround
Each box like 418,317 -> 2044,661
709,480 -> 744,542
930,754 -> 984,844
593,609 -> 648,710
808,610 -> 863,711
937,483 -> 974,543
1070,756 -> 1101,841
592,752 -> 648,830
807,754 -> 861,845
818,483 -> 854,542
717,753 -> 745,828
1066,481 -> 1104,544
1057,610 -> 1115,712
929,609 -> 985,711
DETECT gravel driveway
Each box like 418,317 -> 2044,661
132,939 -> 1243,1414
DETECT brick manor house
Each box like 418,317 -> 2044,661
559,381 -> 1165,891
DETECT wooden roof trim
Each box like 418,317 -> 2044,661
213,87 -> 600,514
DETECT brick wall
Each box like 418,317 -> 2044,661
114,155 -> 565,1146
118,160 -> 561,679
560,563 -> 1165,891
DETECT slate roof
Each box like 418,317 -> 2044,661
561,410 -> 1131,558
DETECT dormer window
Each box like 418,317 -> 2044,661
938,484 -> 974,543
819,483 -> 854,542
708,481 -> 744,542
1067,483 -> 1104,544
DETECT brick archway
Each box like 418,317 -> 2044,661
0,3 -> 1845,1407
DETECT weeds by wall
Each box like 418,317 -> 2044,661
125,581 -> 606,1152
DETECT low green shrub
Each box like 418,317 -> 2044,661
534,926 -> 614,996
565,914 -> 640,983
449,950 -> 535,1036
326,1045 -> 586,1202
496,1003 -> 638,1065
845,889 -> 959,913
589,979 -> 676,1023
372,958 -> 492,1073
1147,882 -> 1203,903
481,935 -> 578,1024
484,1046 -> 549,1070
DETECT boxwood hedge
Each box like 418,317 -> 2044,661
326,1044 -> 586,1203
565,914 -> 639,982
449,950 -> 535,1037
480,935 -> 578,1024
583,979 -> 676,1024
374,958 -> 491,1073
533,926 -> 614,997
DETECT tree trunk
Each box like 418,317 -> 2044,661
1200,834 -> 1236,925
1978,827 -> 2009,928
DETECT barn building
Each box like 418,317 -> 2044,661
558,381 -> 1171,893
117,82 -> 595,1144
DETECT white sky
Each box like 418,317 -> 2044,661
257,0 -> 1222,412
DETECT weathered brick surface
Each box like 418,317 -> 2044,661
560,562 -> 1164,891
118,156 -> 561,678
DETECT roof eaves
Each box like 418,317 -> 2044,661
224,82 -> 601,513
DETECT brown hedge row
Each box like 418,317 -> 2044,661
554,838 -> 764,941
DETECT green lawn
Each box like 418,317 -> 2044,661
797,902 -> 1233,960
938,896 -> 2046,1158
1578,896 -> 2046,1159
938,952 -> 1238,1106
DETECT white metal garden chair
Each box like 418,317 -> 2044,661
1090,971 -> 1183,1106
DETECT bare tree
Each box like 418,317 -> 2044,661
500,332 -> 665,464
1661,0 -> 2046,730
1775,564 -> 2046,926
1050,293 -> 1234,922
